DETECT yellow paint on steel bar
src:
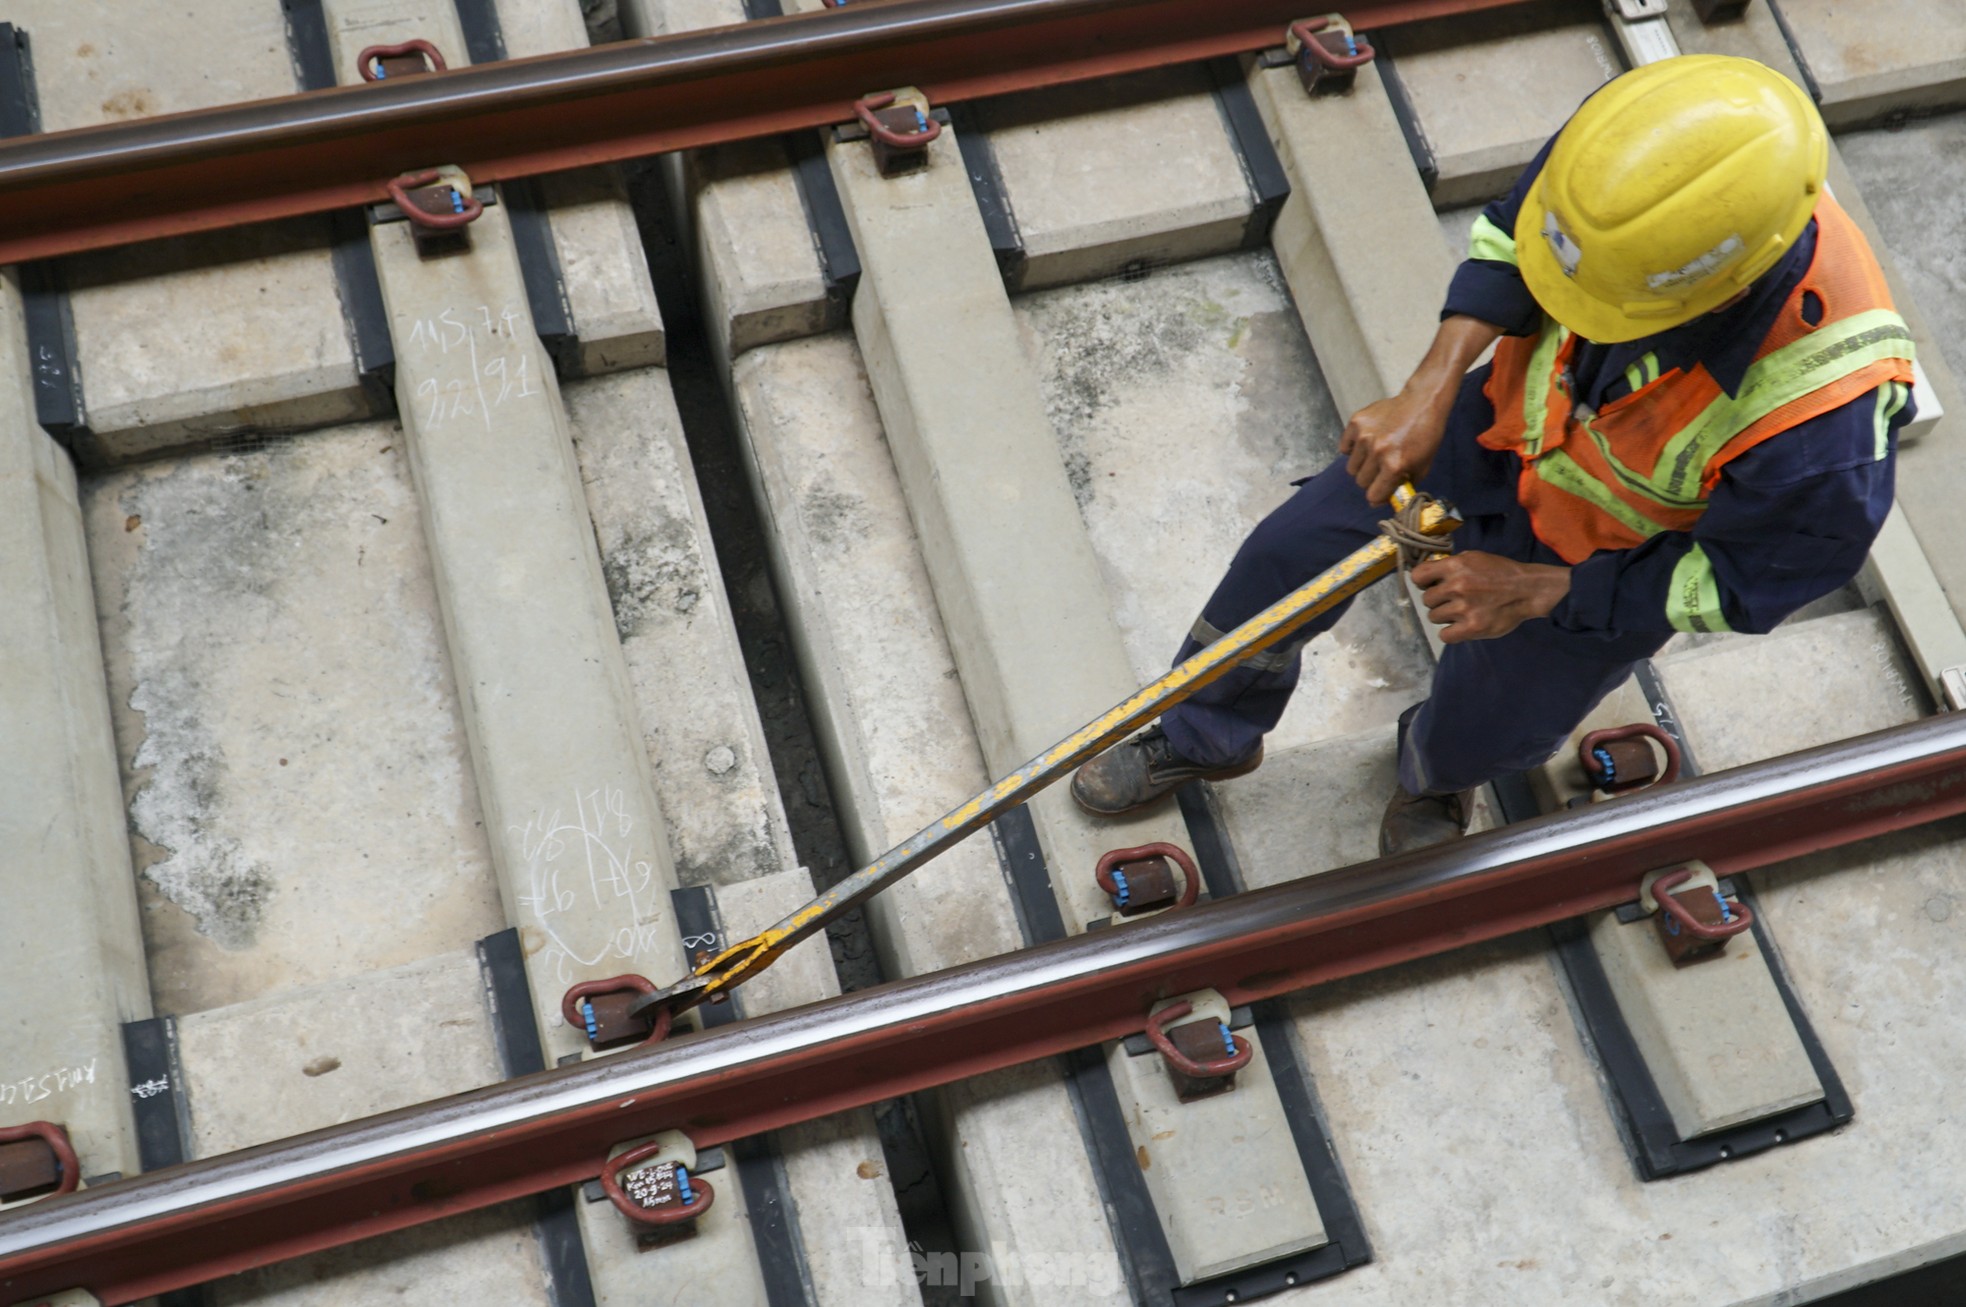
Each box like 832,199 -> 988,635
655,486 -> 1458,1013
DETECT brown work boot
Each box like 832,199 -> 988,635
1378,784 -> 1472,857
1070,726 -> 1263,817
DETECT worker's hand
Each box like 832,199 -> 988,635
1410,552 -> 1571,644
1339,390 -> 1449,506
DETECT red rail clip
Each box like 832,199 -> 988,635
0,1121 -> 79,1203
385,170 -> 484,232
1095,842 -> 1200,916
563,974 -> 673,1051
1147,999 -> 1252,1101
358,39 -> 447,82
1652,868 -> 1753,942
1650,867 -> 1754,967
855,91 -> 941,176
601,1139 -> 714,1228
1289,18 -> 1375,96
1580,722 -> 1681,795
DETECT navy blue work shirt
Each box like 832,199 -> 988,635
1438,133 -> 1916,636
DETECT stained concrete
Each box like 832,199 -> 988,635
1383,0 -> 1616,207
1774,0 -> 1966,129
730,331 -> 1131,1304
1013,252 -> 1435,753
566,369 -> 796,887
176,950 -> 551,1307
84,427 -> 503,1016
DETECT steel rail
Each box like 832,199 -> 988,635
642,484 -> 1454,1018
0,0 -> 1523,265
5,711 -> 1966,1303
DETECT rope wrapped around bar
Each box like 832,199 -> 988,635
1379,490 -> 1455,569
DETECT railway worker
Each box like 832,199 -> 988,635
1071,54 -> 1918,854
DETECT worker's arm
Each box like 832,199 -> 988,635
1406,381 -> 1914,643
1340,132 -> 1561,507
1341,315 -> 1503,504
1551,380 -> 1916,636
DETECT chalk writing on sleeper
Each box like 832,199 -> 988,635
404,303 -> 545,433
0,1059 -> 98,1107
514,785 -> 669,994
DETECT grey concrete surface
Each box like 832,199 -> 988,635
1659,606 -> 1925,770
1843,109 -> 1966,399
1589,885 -> 1823,1140
679,135 -> 840,364
494,0 -> 669,374
176,950 -> 551,1307
7,0 -> 373,462
729,330 -> 1130,1305
84,425 -> 504,1016
1212,728 -> 1395,885
966,65 -> 1254,291
1776,0 -> 1966,128
566,369 -> 797,887
1384,0 -> 1616,207
0,269 -> 150,1191
1013,252 -> 1435,753
630,0 -> 843,365
1249,53 -> 1458,422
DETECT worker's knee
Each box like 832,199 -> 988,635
1226,465 -> 1382,596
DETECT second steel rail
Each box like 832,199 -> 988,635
5,709 -> 1966,1302
0,0 -> 1527,264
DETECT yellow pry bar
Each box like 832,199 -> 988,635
637,483 -> 1458,1020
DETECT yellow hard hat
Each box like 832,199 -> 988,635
1516,54 -> 1827,344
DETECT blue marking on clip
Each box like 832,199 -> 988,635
1592,746 -> 1616,784
676,1165 -> 694,1205
1112,869 -> 1130,909
581,999 -> 598,1042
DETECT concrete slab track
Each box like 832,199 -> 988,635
6,5 -> 1966,1304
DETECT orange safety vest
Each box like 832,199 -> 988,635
1478,195 -> 1916,566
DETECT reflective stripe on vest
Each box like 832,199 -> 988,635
1573,308 -> 1914,515
1477,196 -> 1915,566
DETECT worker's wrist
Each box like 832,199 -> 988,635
1521,562 -> 1571,616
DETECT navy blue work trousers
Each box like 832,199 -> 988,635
1160,372 -> 1670,795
